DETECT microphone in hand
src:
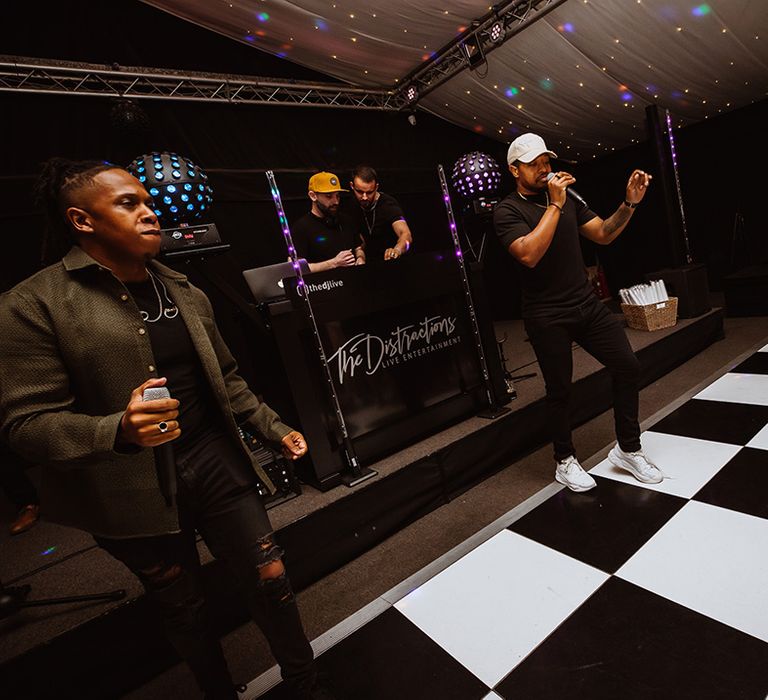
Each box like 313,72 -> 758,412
142,385 -> 176,507
546,172 -> 587,206
142,386 -> 171,403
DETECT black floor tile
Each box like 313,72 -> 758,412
731,353 -> 768,375
496,577 -> 768,700
693,447 -> 768,520
650,398 -> 768,446
508,476 -> 685,573
260,607 -> 489,700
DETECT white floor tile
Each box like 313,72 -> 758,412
618,500 -> 768,643
589,431 -> 741,498
394,529 -> 608,687
747,424 -> 768,451
694,373 -> 768,406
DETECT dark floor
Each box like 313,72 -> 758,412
248,338 -> 768,699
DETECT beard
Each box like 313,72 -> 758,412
316,199 -> 338,221
358,197 -> 375,210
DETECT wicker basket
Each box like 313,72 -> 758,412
621,297 -> 678,331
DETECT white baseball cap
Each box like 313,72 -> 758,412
507,133 -> 558,165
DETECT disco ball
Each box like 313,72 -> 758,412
127,151 -> 213,226
451,151 -> 502,200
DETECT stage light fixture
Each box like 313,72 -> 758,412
129,151 -> 213,224
127,151 -> 224,257
460,26 -> 486,71
489,21 -> 506,44
451,151 -> 502,201
405,84 -> 419,104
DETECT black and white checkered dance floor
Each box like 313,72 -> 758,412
254,342 -> 768,699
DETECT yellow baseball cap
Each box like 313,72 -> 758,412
308,171 -> 348,193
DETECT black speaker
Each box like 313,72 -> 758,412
645,264 -> 711,318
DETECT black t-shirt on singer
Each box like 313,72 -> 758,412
493,191 -> 598,317
124,277 -> 224,455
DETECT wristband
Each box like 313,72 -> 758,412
623,200 -> 638,209
549,202 -> 563,213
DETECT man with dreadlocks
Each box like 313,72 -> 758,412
0,160 -> 333,700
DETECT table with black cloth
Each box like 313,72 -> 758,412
259,252 -> 509,490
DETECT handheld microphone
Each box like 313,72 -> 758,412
142,386 -> 177,508
545,172 -> 587,206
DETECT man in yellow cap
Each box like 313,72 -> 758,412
291,171 -> 365,272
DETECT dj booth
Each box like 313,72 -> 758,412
257,253 -> 510,490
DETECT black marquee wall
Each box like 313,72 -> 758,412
2,1 -> 766,388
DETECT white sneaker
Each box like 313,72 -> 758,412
555,456 -> 597,492
608,444 -> 664,484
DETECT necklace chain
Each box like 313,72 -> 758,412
517,191 -> 550,210
139,270 -> 179,323
362,196 -> 378,236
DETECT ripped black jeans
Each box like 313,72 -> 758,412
96,433 -> 315,699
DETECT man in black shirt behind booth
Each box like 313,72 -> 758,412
494,132 -> 666,493
291,171 -> 365,272
346,165 -> 413,262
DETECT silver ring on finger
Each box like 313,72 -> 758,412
158,421 -> 170,434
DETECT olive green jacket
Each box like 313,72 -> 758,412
0,247 -> 291,538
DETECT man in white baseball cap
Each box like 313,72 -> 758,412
506,132 -> 558,165
494,132 -> 663,493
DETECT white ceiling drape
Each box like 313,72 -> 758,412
143,0 -> 768,158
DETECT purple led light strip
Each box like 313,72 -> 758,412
437,164 -> 495,403
665,109 -> 692,264
265,171 -> 356,455
266,170 -> 306,287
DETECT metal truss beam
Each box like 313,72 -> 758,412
391,0 -> 570,109
0,56 -> 398,110
1,1 -> 566,114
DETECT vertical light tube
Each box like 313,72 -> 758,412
266,171 -> 367,479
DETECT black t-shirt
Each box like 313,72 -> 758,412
344,192 -> 406,262
493,191 -> 598,317
291,211 -> 360,263
125,276 -> 224,454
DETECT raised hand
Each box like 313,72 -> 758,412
546,171 -> 576,208
626,169 -> 652,204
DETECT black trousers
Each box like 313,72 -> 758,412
96,433 -> 315,699
524,296 -> 642,462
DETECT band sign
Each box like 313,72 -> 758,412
328,315 -> 460,384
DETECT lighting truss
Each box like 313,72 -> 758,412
391,0 -> 570,109
0,56 -> 398,110
1,2 -> 567,113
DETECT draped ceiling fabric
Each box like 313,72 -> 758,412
144,0 -> 767,159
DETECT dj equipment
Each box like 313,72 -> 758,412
239,426 -> 301,508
